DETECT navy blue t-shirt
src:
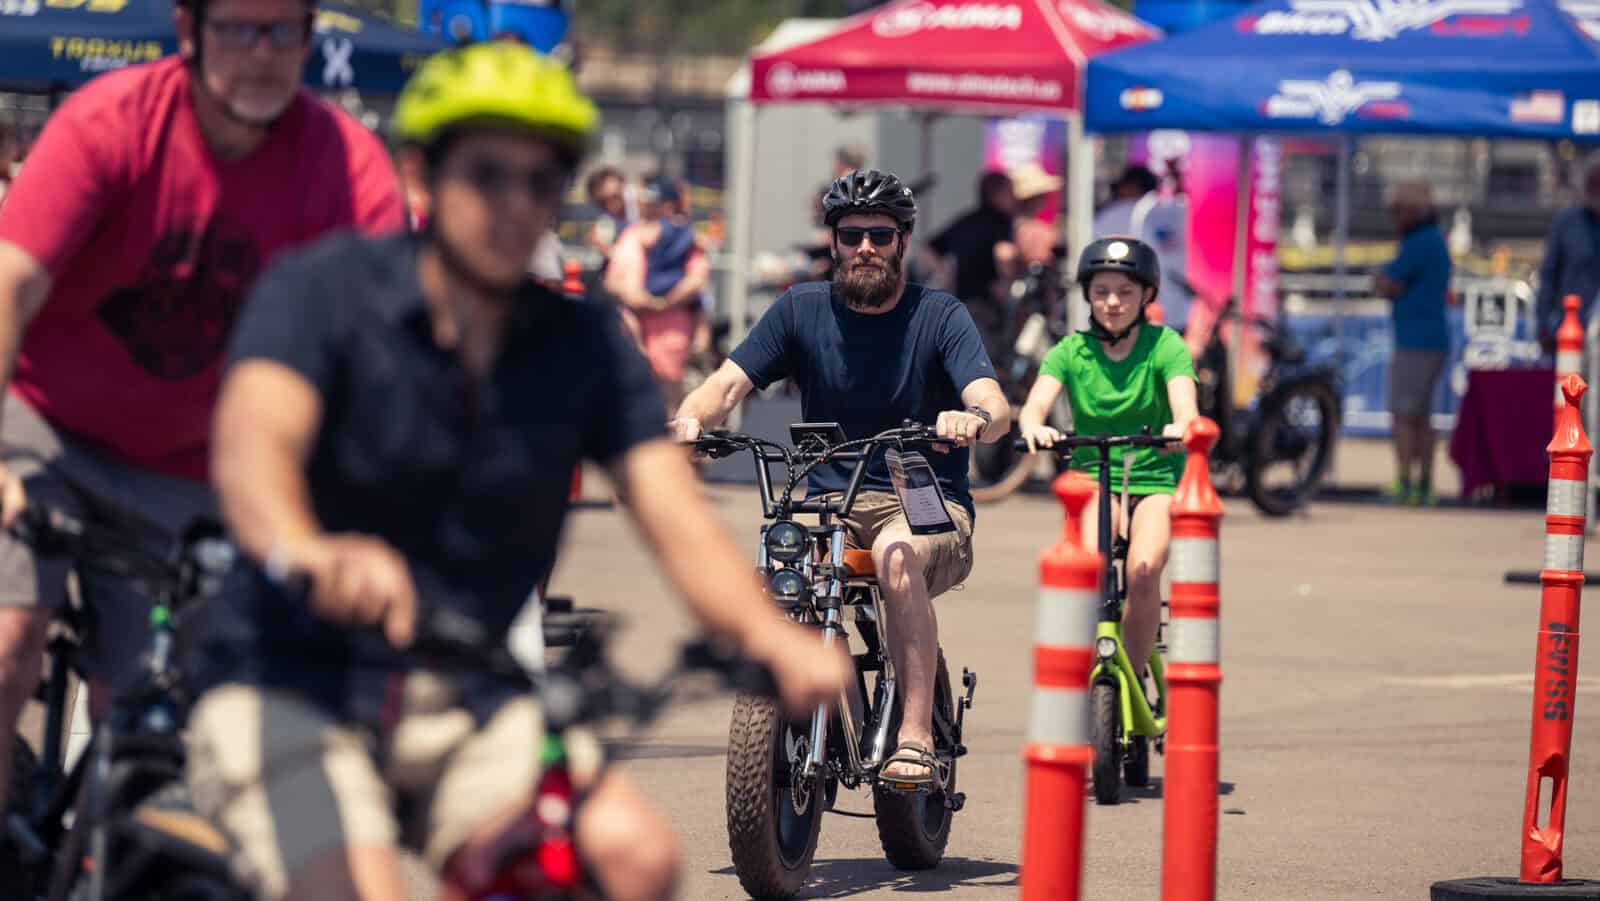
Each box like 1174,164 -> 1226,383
730,281 -> 995,516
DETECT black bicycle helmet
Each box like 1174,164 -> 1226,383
1076,235 -> 1162,346
821,169 -> 918,232
1075,235 -> 1161,292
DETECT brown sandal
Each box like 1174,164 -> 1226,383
879,740 -> 942,791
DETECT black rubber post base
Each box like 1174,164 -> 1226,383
1503,571 -> 1600,585
1432,877 -> 1600,899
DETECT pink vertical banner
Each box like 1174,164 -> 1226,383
1246,137 -> 1282,323
1126,130 -> 1239,330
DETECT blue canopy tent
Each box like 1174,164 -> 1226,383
0,0 -> 445,93
1085,0 -> 1600,139
1077,0 -> 1600,416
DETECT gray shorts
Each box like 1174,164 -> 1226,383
0,393 -> 215,691
1388,349 -> 1447,419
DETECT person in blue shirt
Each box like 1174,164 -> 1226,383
1534,156 -> 1600,348
1374,180 -> 1453,506
672,169 -> 1010,786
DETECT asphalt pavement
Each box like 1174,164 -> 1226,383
546,466 -> 1600,901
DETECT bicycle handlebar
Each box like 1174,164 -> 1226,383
686,421 -> 946,520
1012,432 -> 1181,458
271,571 -> 779,733
11,504 -> 231,606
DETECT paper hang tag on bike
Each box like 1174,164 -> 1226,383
885,448 -> 957,536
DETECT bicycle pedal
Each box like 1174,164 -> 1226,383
945,792 -> 967,812
955,743 -> 968,758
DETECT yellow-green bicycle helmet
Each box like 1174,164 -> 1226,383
392,41 -> 598,162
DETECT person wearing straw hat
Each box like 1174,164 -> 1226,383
996,161 -> 1065,279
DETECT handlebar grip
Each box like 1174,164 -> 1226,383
678,640 -> 779,699
9,504 -> 85,552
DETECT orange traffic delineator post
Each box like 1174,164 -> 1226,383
1555,295 -> 1584,417
1431,375 -> 1600,901
562,259 -> 585,298
1020,472 -> 1099,901
1147,300 -> 1167,327
1162,417 -> 1223,901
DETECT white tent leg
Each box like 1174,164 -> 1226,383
726,100 -> 759,431
1067,113 -> 1094,336
919,112 -> 935,226
1229,137 -> 1251,406
1334,135 -> 1351,365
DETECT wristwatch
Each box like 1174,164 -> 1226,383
965,406 -> 993,427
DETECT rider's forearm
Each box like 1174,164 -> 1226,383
1015,374 -> 1063,436
1017,402 -> 1048,433
613,441 -> 787,651
215,438 -> 323,567
0,244 -> 54,424
960,378 -> 1012,443
211,365 -> 326,566
675,363 -> 751,429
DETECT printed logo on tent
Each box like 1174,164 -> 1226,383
1559,0 -> 1600,40
871,1 -> 1023,37
1120,86 -> 1164,110
1061,2 -> 1150,40
39,0 -> 129,12
764,62 -> 847,97
50,35 -> 163,71
1510,90 -> 1565,124
906,71 -> 1062,102
1241,0 -> 1524,41
320,36 -> 354,87
1262,69 -> 1408,124
1575,100 -> 1600,134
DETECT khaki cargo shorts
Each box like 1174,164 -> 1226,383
185,680 -> 542,901
840,490 -> 974,598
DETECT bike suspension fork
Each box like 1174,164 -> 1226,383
805,607 -> 845,780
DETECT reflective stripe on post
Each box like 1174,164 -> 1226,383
1021,472 -> 1099,901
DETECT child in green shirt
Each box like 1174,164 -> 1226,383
1016,235 -> 1198,678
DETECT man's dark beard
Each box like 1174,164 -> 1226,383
833,252 -> 903,310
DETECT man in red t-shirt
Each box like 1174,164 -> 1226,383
0,0 -> 404,812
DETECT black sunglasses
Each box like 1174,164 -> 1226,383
453,156 -> 567,205
203,18 -> 311,51
835,226 -> 900,248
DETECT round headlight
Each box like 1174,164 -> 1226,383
764,521 -> 809,564
768,567 -> 808,605
1095,637 -> 1118,660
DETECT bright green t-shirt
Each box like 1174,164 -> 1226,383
1037,325 -> 1197,494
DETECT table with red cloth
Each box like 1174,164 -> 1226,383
1449,367 -> 1556,499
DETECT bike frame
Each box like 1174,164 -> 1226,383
1028,434 -> 1178,747
1086,446 -> 1169,744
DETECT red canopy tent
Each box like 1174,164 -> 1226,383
749,0 -> 1156,113
725,0 -> 1159,341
